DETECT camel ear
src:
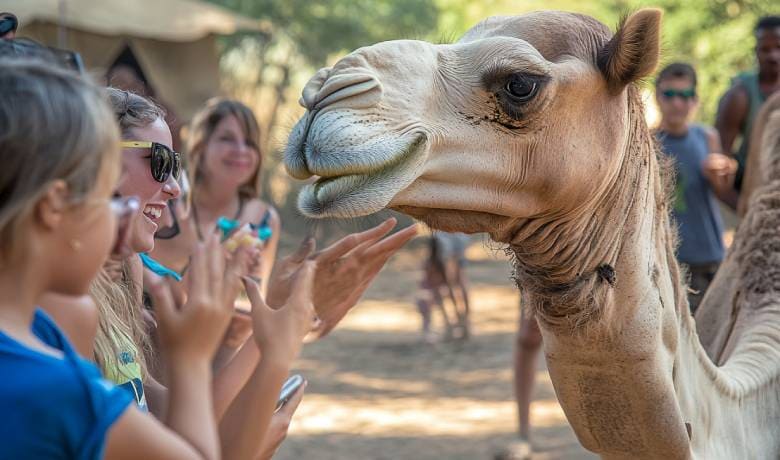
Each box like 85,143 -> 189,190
597,9 -> 662,94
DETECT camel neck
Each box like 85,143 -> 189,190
509,89 -> 695,457
507,87 -> 657,331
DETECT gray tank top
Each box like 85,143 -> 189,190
657,125 -> 724,265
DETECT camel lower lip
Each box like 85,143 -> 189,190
298,136 -> 426,218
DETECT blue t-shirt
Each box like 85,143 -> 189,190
657,125 -> 725,265
0,309 -> 133,459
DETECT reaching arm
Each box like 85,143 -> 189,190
701,128 -> 739,209
219,263 -> 317,460
105,236 -> 234,460
259,208 -> 281,296
715,85 -> 749,156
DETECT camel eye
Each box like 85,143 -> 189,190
504,75 -> 538,102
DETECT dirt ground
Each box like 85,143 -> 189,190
275,239 -> 597,460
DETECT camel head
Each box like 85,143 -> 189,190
285,10 -> 661,242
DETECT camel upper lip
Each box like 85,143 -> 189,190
309,134 -> 425,184
295,135 -> 427,217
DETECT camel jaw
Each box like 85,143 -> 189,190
293,135 -> 427,218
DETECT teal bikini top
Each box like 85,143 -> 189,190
216,209 -> 273,242
141,209 -> 273,281
139,252 -> 182,281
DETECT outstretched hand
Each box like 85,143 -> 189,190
245,260 -> 317,364
266,218 -> 418,339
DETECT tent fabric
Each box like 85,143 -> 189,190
7,0 -> 268,42
10,0 -> 265,121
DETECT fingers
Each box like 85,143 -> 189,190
361,224 -> 418,259
315,218 -> 396,263
288,261 -> 317,307
242,276 -> 270,313
205,233 -> 224,299
187,242 -> 208,303
145,272 -> 177,325
290,237 -> 316,263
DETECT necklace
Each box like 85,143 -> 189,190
192,196 -> 244,241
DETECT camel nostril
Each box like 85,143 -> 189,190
312,71 -> 382,111
301,67 -> 332,110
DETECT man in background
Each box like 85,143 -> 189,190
714,16 -> 780,194
655,62 -> 728,313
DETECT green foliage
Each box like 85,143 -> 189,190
212,0 -> 438,67
432,0 -> 776,122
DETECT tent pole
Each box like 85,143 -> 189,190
57,0 -> 67,48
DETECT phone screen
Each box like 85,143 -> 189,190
275,374 -> 304,412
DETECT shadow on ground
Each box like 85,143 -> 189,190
274,241 -> 596,460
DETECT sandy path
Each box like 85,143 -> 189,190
274,242 -> 597,460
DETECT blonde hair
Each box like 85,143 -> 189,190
107,87 -> 166,136
90,87 -> 164,381
187,98 -> 262,200
90,264 -> 150,380
0,60 -> 119,264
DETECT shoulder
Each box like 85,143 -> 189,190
692,125 -> 721,151
37,295 -> 98,357
719,83 -> 749,108
243,199 -> 281,227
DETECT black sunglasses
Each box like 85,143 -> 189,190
154,200 -> 181,239
121,141 -> 181,183
0,14 -> 18,36
661,88 -> 696,100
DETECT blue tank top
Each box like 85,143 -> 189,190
656,125 -> 725,264
0,309 -> 133,459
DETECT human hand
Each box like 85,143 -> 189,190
145,234 -> 233,363
702,153 -> 737,191
266,219 -> 417,339
221,309 -> 254,349
255,382 -> 306,460
245,261 -> 317,364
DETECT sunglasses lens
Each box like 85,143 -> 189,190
151,143 -> 172,182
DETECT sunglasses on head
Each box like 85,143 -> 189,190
120,141 -> 181,183
661,88 -> 696,100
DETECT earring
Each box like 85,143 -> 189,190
69,239 -> 83,251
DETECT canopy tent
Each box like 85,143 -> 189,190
10,0 -> 269,120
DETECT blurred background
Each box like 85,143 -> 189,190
8,1 -> 777,458
10,0 -> 776,242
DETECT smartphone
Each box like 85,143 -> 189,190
275,374 -> 305,412
111,196 -> 140,258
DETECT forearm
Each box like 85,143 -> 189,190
219,354 -> 290,460
145,374 -> 169,418
213,339 -> 261,420
715,187 -> 739,210
165,359 -> 220,460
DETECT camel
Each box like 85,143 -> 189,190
696,92 -> 780,362
284,9 -> 780,459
